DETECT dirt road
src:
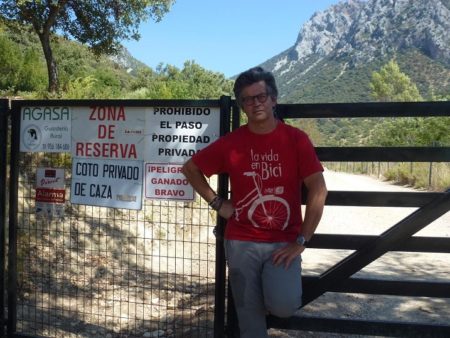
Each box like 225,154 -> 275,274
270,169 -> 450,337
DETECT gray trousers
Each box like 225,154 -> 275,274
225,240 -> 302,338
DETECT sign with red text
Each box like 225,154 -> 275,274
71,158 -> 143,209
20,106 -> 71,152
145,163 -> 194,201
35,168 -> 65,219
145,107 -> 220,163
71,106 -> 145,160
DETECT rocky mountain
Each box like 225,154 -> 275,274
108,46 -> 150,76
261,0 -> 450,103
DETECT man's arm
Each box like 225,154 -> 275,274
300,171 -> 328,241
182,159 -> 216,203
272,171 -> 327,268
182,159 -> 234,219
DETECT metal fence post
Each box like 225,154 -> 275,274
7,103 -> 20,336
214,96 -> 231,338
225,101 -> 243,338
0,98 -> 10,338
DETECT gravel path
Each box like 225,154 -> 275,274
269,169 -> 450,337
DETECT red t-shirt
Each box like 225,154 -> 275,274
192,122 -> 323,242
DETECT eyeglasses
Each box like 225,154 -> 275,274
241,92 -> 269,106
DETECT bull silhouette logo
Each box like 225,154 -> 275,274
22,125 -> 42,150
28,128 -> 38,140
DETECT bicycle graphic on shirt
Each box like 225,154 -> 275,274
234,171 -> 290,230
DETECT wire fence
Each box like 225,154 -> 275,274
14,151 -> 218,337
324,161 -> 450,191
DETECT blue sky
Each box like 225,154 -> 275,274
123,0 -> 341,78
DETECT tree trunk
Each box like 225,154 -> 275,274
38,32 -> 59,93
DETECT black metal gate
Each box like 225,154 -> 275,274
260,102 -> 450,337
2,98 -> 450,337
2,98 -> 231,338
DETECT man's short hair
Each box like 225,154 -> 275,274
233,67 -> 278,106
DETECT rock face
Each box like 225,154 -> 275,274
261,0 -> 450,102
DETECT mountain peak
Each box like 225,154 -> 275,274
263,0 -> 450,102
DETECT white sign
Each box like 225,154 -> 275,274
20,106 -> 71,152
35,167 -> 65,219
145,106 -> 220,163
145,163 -> 194,201
71,158 -> 143,209
71,106 -> 145,160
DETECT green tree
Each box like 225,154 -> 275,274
370,59 -> 422,102
0,33 -> 46,92
0,34 -> 21,90
369,60 -> 449,147
369,59 -> 422,145
0,0 -> 174,93
17,47 -> 47,91
129,61 -> 234,99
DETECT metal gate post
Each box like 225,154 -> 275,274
0,98 -> 10,338
225,102 -> 243,338
214,96 -> 232,337
7,103 -> 20,336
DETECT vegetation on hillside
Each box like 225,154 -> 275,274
370,59 -> 422,102
320,59 -> 450,191
368,59 -> 450,147
311,58 -> 449,147
271,49 -> 450,104
276,55 -> 375,104
0,21 -> 233,99
128,61 -> 233,99
0,0 -> 174,92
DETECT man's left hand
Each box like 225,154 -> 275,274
272,242 -> 304,269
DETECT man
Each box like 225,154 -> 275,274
182,67 -> 327,337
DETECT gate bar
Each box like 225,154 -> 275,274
317,146 -> 450,162
304,276 -> 450,298
311,234 -> 450,252
267,315 -> 450,337
302,189 -> 450,306
325,191 -> 443,207
0,99 -> 9,338
277,101 -> 450,118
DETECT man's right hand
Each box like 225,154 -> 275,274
218,199 -> 234,219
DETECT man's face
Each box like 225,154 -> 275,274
240,81 -> 277,124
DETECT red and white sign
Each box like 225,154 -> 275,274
35,168 -> 65,218
71,106 -> 145,160
145,163 -> 194,201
